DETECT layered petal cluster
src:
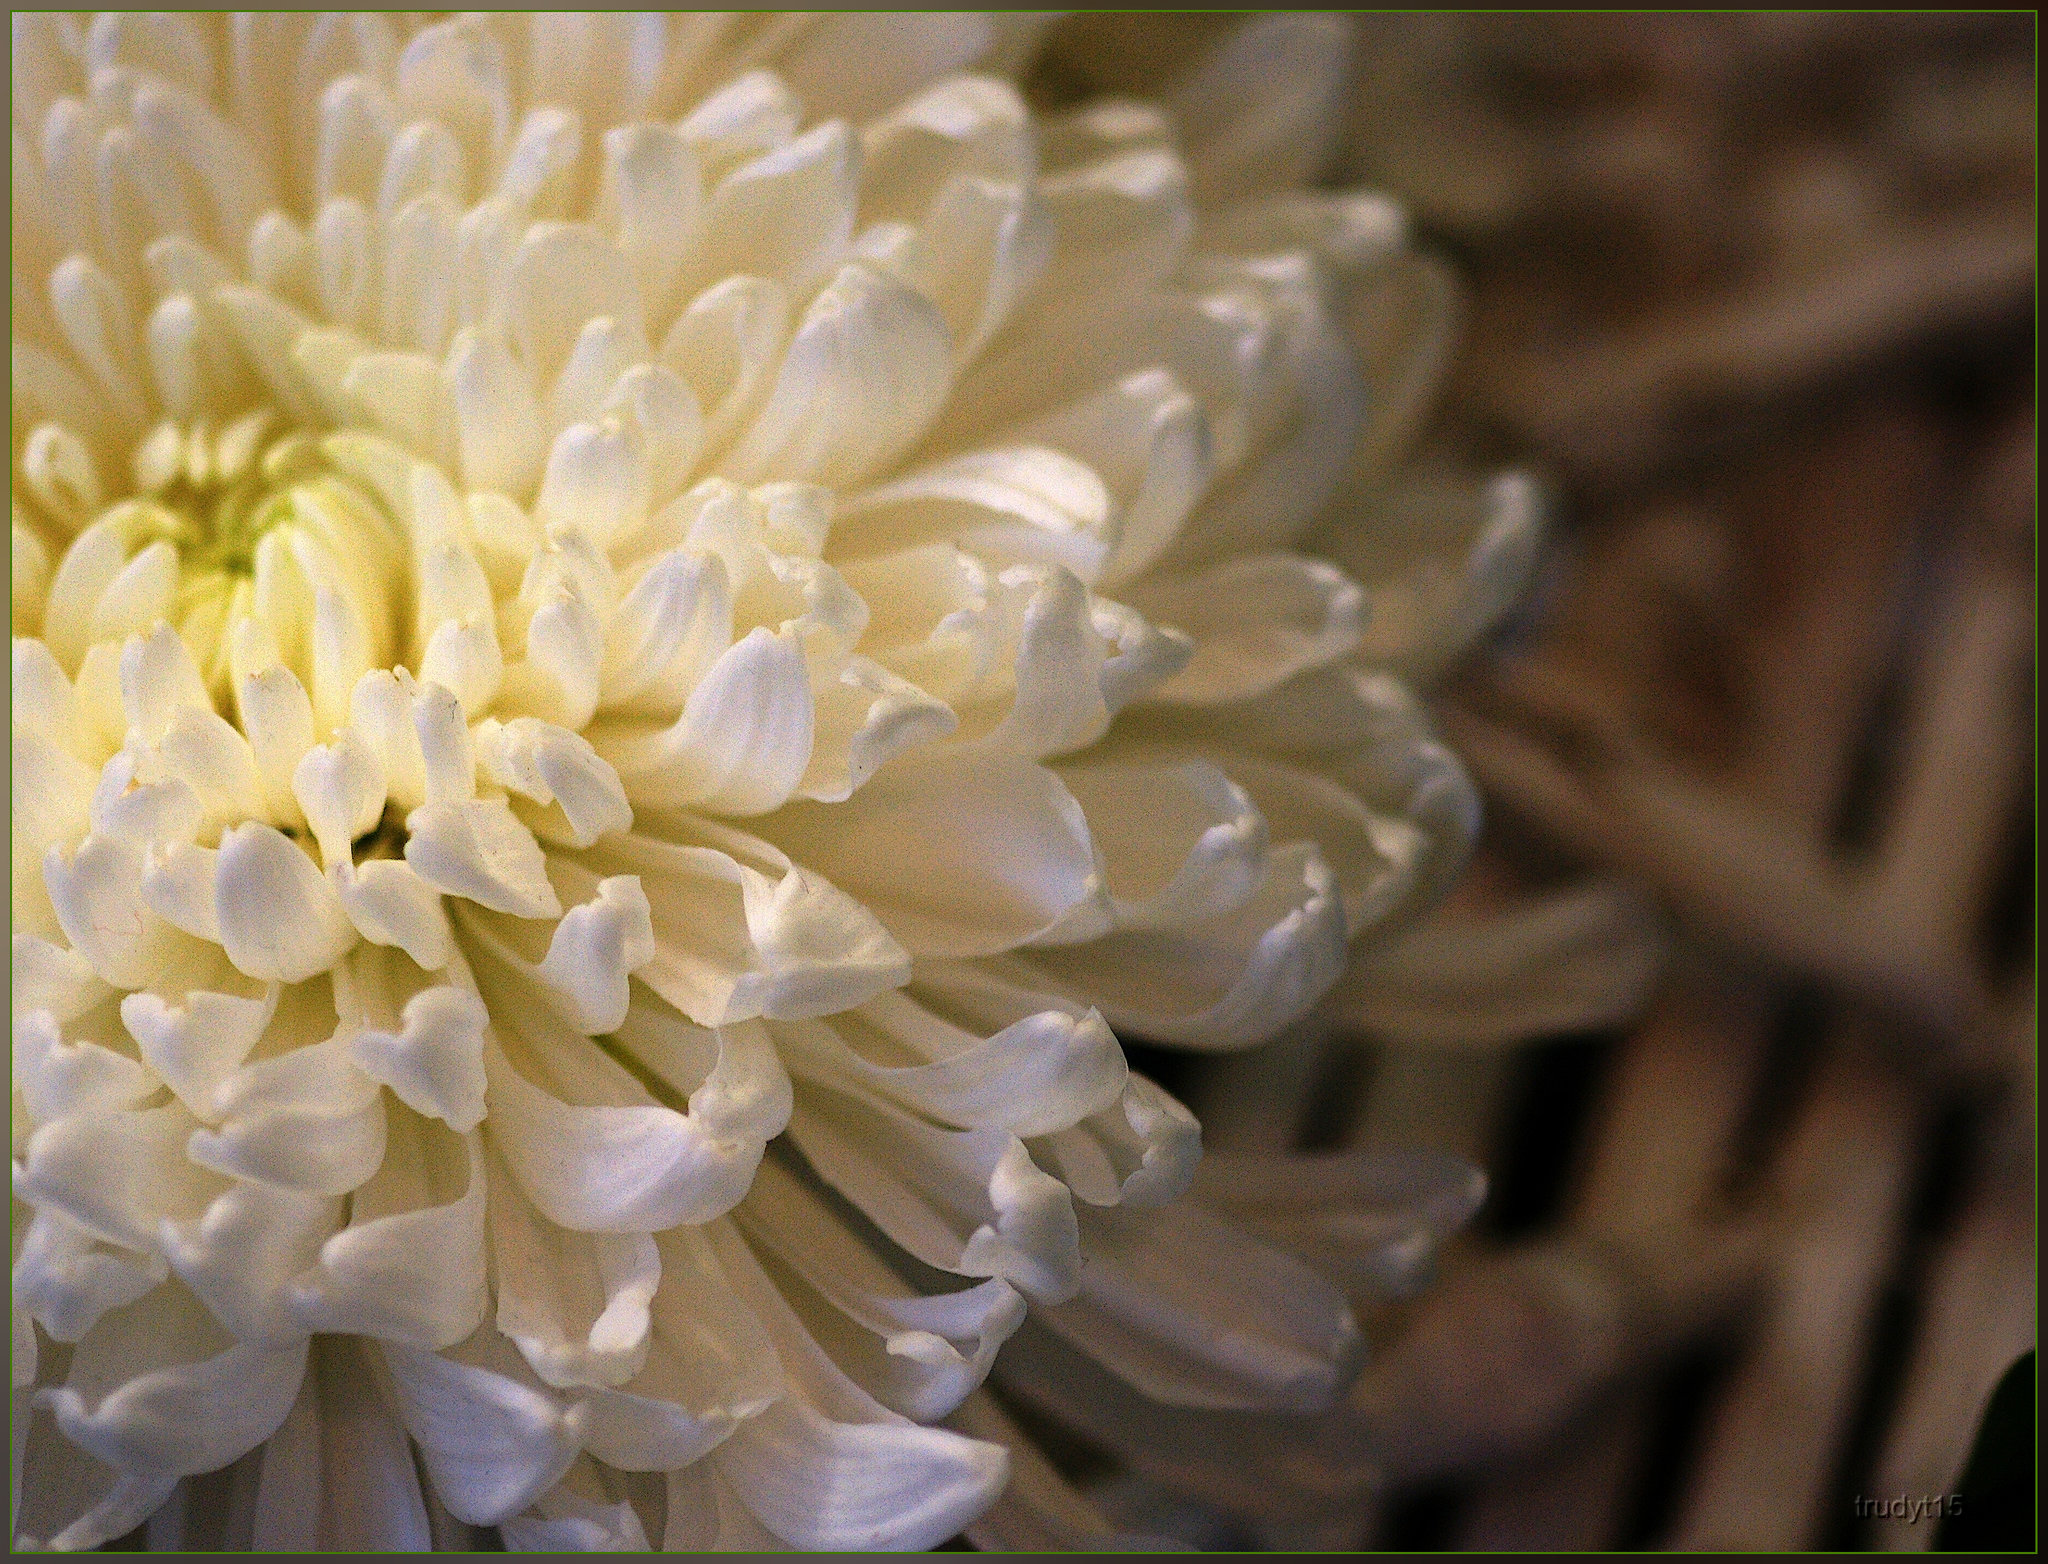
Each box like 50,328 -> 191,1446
12,12 -> 1523,1550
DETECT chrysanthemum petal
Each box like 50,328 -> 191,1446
576,1224 -> 783,1471
12,1209 -> 168,1347
771,987 -> 1127,1139
249,1337 -> 435,1551
1035,1197 -> 1360,1413
120,981 -> 277,1121
188,1032 -> 388,1196
380,1329 -> 587,1528
487,1146 -> 659,1391
704,1216 -> 1012,1551
760,747 -> 1099,958
16,1104 -> 223,1255
1309,470 -> 1544,686
736,1156 -> 1027,1422
786,1076 -> 1081,1303
161,1179 -> 337,1343
33,1284 -> 308,1551
214,822 -> 360,984
1028,1071 -> 1203,1210
1190,1146 -> 1488,1296
1128,553 -> 1369,705
284,1109 -> 489,1347
582,820 -> 909,1025
479,992 -> 779,1232
12,1009 -> 158,1126
1014,839 -> 1348,1050
719,262 -> 953,490
591,626 -> 813,815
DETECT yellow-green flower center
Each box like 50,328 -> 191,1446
81,411 -> 400,705
122,413 -> 341,575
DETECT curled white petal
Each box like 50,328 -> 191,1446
535,875 -> 656,1036
786,1078 -> 1081,1303
346,980 -> 489,1131
33,1286 -> 309,1551
215,821 -> 359,983
474,717 -> 632,848
480,1007 -> 785,1233
488,1149 -> 660,1391
332,858 -> 455,971
286,1113 -> 489,1349
119,983 -> 276,1121
380,1331 -> 588,1528
405,797 -> 562,919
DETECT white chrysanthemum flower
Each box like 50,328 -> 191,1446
12,12 -> 1528,1551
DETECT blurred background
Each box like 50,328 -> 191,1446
1007,13 -> 2036,1551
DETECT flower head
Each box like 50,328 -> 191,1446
13,12 -> 1523,1550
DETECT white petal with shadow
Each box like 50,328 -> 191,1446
718,262 -> 952,490
405,797 -> 562,919
119,981 -> 275,1122
833,447 -> 1114,581
501,1458 -> 652,1552
283,1105 -> 487,1348
340,949 -> 488,1131
1036,1197 -> 1359,1413
33,1284 -> 308,1551
759,747 -> 1098,959
769,986 -> 1125,1139
12,1209 -> 168,1347
1127,553 -> 1367,705
1028,1071 -> 1202,1211
785,1076 -> 1080,1304
578,817 -> 908,1026
705,1220 -> 1011,1551
10,934 -> 110,1026
380,1327 -> 586,1528
214,823 -> 358,984
576,1223 -> 784,1471
736,1156 -> 1027,1423
588,626 -> 813,816
1011,840 -> 1347,1052
1190,1147 -> 1487,1296
12,1008 -> 158,1126
161,1179 -> 337,1344
188,1033 -> 388,1196
488,1144 -> 659,1391
16,1105 -> 224,1255
1308,471 -> 1543,687
1048,755 -> 1268,939
477,971 -> 786,1233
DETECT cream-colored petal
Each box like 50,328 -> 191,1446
580,819 -> 908,1026
214,821 -> 359,983
33,1284 -> 308,1551
1036,1196 -> 1360,1413
188,1032 -> 388,1196
380,1328 -> 586,1529
577,1223 -> 783,1472
736,1155 -> 1027,1423
760,747 -> 1099,959
487,1145 -> 659,1391
285,1108 -> 488,1348
14,1104 -> 223,1257
786,1076 -> 1081,1304
1013,838 -> 1348,1051
719,263 -> 953,490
